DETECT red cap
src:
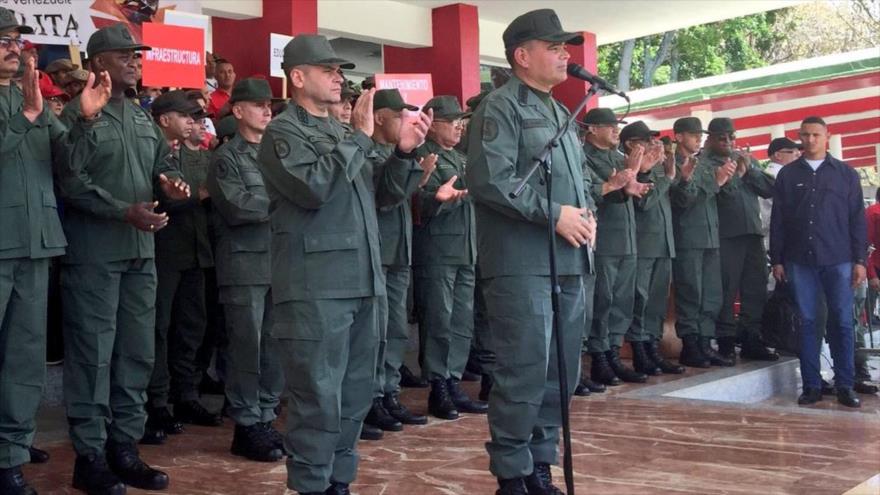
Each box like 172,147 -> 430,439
22,40 -> 39,51
39,75 -> 69,101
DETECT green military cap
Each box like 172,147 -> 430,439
0,7 -> 34,34
151,89 -> 201,118
68,68 -> 90,83
619,121 -> 660,143
374,89 -> 418,112
672,116 -> 707,134
230,78 -> 273,104
215,115 -> 238,141
707,117 -> 736,135
87,22 -> 150,57
502,9 -> 583,49
582,107 -> 626,126
45,58 -> 77,74
282,34 -> 354,72
341,79 -> 361,100
423,95 -> 470,120
465,90 -> 491,112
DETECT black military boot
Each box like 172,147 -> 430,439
679,335 -> 710,368
606,347 -> 647,383
574,374 -> 606,396
630,341 -> 661,376
428,378 -> 459,420
479,373 -> 494,402
364,397 -> 403,431
589,352 -> 621,386
141,406 -> 184,445
324,481 -> 351,495
260,421 -> 285,450
28,446 -> 49,464
174,400 -> 223,426
716,336 -> 737,362
645,339 -> 685,374
524,463 -> 565,495
496,477 -> 529,495
359,423 -> 383,441
836,387 -> 861,408
383,392 -> 428,425
854,381 -> 879,394
399,364 -> 428,388
230,423 -> 284,462
448,378 -> 489,414
700,338 -> 735,367
739,334 -> 779,361
0,466 -> 37,495
73,453 -> 126,495
105,440 -> 169,491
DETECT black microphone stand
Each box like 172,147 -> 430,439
510,83 -> 599,495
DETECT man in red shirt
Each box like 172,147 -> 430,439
207,58 -> 235,117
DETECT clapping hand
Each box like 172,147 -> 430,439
418,153 -> 438,188
21,57 -> 42,122
80,71 -> 112,120
158,173 -> 191,201
435,175 -> 467,202
399,108 -> 433,153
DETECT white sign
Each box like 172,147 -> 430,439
270,32 -> 294,79
0,0 -> 200,47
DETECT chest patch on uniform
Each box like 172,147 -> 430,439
523,119 -> 549,129
482,117 -> 498,142
274,139 -> 291,160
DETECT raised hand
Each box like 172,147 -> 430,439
21,57 -> 42,122
624,145 -> 644,173
556,205 -> 592,248
642,142 -> 664,172
680,155 -> 697,181
351,88 -> 375,137
80,71 -> 112,120
435,175 -> 467,203
605,168 -> 636,193
125,201 -> 169,232
624,179 -> 653,199
663,149 -> 676,181
716,159 -> 737,187
418,153 -> 438,188
158,173 -> 191,201
399,108 -> 433,153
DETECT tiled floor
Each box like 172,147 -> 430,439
24,357 -> 880,495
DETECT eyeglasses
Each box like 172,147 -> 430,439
436,119 -> 463,127
0,37 -> 25,50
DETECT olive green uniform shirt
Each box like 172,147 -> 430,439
0,84 -> 69,259
716,153 -> 774,239
155,146 -> 214,270
671,151 -> 721,250
466,75 -> 591,278
635,163 -> 676,259
413,140 -> 476,267
59,96 -> 177,263
206,133 -> 271,287
584,142 -> 636,257
372,142 -> 422,267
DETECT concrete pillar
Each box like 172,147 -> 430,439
383,3 -> 480,108
554,31 -> 598,119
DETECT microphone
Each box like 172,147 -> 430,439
566,63 -> 629,101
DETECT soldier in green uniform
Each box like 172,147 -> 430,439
362,89 -> 432,437
257,35 -> 431,495
0,9 -> 72,494
582,108 -> 654,385
670,116 -> 737,368
58,23 -> 191,494
620,121 -> 686,375
205,78 -> 286,463
414,95 -> 487,419
143,90 -> 221,445
466,9 -> 598,494
710,117 -> 779,362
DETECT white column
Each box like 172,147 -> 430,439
830,134 -> 843,158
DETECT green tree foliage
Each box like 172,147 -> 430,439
599,1 -> 879,91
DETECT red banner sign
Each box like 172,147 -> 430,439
141,23 -> 204,89
374,74 -> 434,109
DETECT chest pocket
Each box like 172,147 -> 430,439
519,118 -> 554,171
308,134 -> 337,156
